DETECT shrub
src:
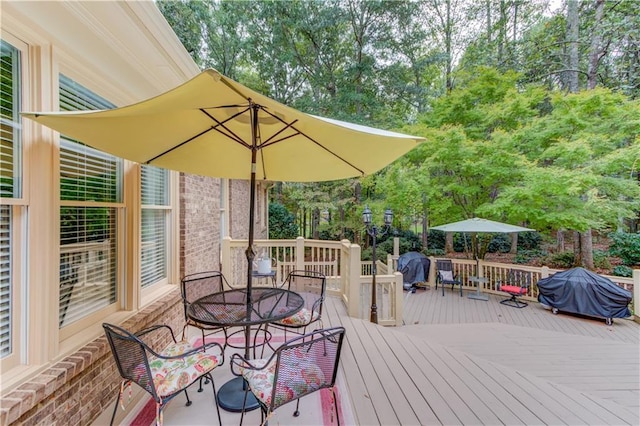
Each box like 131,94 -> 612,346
425,248 -> 445,256
488,234 -> 511,253
609,232 -> 640,266
517,232 -> 542,250
545,251 -> 575,268
513,249 -> 545,264
593,249 -> 611,270
268,203 -> 299,239
612,265 -> 633,277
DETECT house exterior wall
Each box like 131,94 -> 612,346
0,2 -> 266,425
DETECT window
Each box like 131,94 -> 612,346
58,74 -> 121,327
141,165 -> 169,287
0,40 -> 21,358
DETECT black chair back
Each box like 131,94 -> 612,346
103,323 -> 157,399
181,271 -> 229,320
269,326 -> 345,412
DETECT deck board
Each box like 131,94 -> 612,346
322,285 -> 640,425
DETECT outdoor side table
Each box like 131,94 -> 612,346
251,270 -> 277,287
187,287 -> 304,413
468,276 -> 489,301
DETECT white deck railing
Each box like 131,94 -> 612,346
221,236 -> 639,325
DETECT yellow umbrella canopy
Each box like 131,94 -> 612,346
23,69 -> 424,182
23,68 -> 424,331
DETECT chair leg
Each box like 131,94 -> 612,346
207,372 -> 222,426
500,294 -> 528,308
184,389 -> 192,406
331,387 -> 341,426
294,398 -> 301,417
109,393 -> 120,426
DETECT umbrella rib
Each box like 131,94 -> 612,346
201,107 -> 252,149
144,107 -> 253,164
145,126 -> 219,163
256,105 -> 367,176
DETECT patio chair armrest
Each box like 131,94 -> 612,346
135,324 -> 178,343
230,353 -> 272,376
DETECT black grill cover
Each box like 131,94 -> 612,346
537,267 -> 632,319
398,252 -> 430,289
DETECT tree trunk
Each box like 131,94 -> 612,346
566,0 -> 580,92
509,232 -> 518,254
445,233 -> 454,254
573,230 -> 582,266
587,0 -> 605,90
580,230 -> 595,269
312,207 -> 320,239
422,193 -> 428,250
556,229 -> 565,252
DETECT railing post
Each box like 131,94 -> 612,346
394,272 -> 403,326
633,269 -> 640,323
295,236 -> 305,271
541,266 -> 550,279
221,236 -> 231,278
348,243 -> 361,317
428,256 -> 437,286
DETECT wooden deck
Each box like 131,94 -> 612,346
323,286 -> 640,426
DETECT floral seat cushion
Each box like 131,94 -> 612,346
240,353 -> 326,408
273,307 -> 319,326
145,341 -> 221,398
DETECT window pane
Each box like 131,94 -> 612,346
59,207 -> 116,327
141,209 -> 167,287
60,139 -> 120,202
1,40 -> 22,199
59,75 -> 120,327
141,165 -> 168,205
141,165 -> 168,287
0,205 -> 11,356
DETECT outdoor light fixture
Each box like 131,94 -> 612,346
362,205 -> 393,324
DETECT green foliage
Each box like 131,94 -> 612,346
488,234 -> 511,253
612,265 -> 633,278
593,250 -> 611,270
517,232 -> 542,250
513,249 -> 545,264
268,203 -> 299,240
609,232 -> 640,266
545,251 -> 576,268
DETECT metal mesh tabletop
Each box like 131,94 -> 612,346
187,287 -> 304,327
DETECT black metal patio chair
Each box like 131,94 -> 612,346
102,323 -> 224,426
435,259 -> 463,296
230,326 -> 346,426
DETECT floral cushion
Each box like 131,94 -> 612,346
240,351 -> 326,408
273,307 -> 319,326
147,341 -> 221,398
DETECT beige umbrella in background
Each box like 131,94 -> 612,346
23,67 -> 424,407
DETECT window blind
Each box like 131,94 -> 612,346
0,39 -> 20,358
141,165 -> 168,287
0,206 -> 11,357
59,74 -> 120,327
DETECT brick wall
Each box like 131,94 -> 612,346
0,290 -> 183,426
180,174 -> 222,276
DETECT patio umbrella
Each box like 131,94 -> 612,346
22,68 -> 423,346
431,217 -> 534,300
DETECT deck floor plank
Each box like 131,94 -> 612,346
321,286 -> 639,426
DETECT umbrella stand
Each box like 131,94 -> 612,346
468,233 -> 489,301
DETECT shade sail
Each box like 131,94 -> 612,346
23,69 -> 424,182
430,218 -> 534,234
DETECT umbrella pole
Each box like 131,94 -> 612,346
244,102 -> 260,360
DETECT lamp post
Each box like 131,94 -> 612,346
362,205 -> 393,324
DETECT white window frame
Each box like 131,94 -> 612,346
0,35 -> 28,373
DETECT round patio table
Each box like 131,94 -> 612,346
187,287 -> 304,412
